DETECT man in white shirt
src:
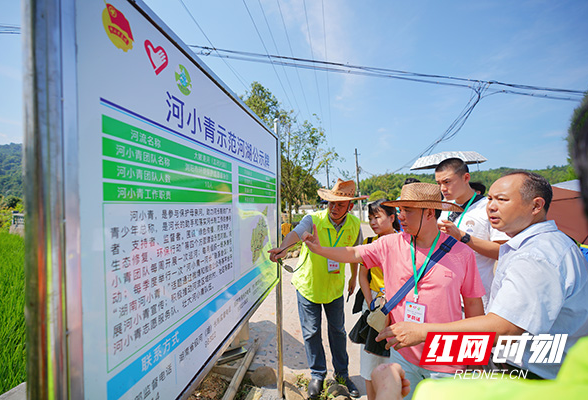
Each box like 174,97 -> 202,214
435,158 -> 508,310
377,171 -> 588,380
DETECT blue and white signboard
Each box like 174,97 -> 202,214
72,1 -> 279,398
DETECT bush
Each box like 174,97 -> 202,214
0,195 -> 21,210
369,190 -> 388,201
0,195 -> 23,232
0,232 -> 26,393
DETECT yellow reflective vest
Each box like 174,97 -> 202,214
292,209 -> 360,303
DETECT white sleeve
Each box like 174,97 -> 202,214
487,254 -> 565,334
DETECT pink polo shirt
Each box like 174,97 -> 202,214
356,231 -> 485,373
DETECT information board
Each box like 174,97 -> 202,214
73,2 -> 279,398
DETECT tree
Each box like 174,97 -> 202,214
241,81 -> 280,128
241,82 -> 339,222
566,91 -> 588,181
0,143 -> 23,198
369,190 -> 388,201
279,114 -> 339,222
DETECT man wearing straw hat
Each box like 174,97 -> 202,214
376,172 -> 588,382
269,179 -> 366,398
301,183 -> 485,398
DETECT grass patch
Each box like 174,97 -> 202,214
0,232 -> 26,394
234,377 -> 254,400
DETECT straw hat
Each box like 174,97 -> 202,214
383,183 -> 463,212
317,179 -> 369,202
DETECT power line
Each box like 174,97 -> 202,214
256,0 -> 301,116
276,0 -> 312,120
321,0 -> 333,146
242,0 -> 298,116
0,24 -> 20,34
177,0 -> 249,91
6,18 -> 582,101
392,83 -> 490,173
302,0 -> 324,124
189,45 -> 586,101
191,42 -> 582,173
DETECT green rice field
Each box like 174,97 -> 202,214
0,232 -> 26,394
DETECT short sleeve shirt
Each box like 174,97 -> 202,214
487,220 -> 588,379
293,213 -> 363,246
357,231 -> 485,373
440,196 -> 508,310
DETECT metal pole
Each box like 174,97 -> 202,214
274,118 -> 285,398
326,162 -> 330,189
23,0 -> 70,398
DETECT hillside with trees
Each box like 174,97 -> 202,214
360,164 -> 574,200
0,143 -> 23,198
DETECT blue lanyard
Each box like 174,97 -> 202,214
410,231 -> 441,302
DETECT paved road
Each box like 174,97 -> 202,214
246,223 -> 375,398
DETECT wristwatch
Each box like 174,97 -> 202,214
460,233 -> 471,244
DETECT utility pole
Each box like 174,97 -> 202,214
326,162 -> 330,189
354,148 -> 363,220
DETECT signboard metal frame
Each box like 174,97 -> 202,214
23,0 -> 282,398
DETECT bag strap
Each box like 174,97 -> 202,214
365,236 -> 376,283
374,235 -> 457,314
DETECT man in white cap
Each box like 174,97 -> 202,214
269,179 -> 365,398
301,183 -> 485,399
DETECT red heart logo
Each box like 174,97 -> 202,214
144,40 -> 168,75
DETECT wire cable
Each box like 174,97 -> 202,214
0,24 -> 20,34
242,0 -> 295,114
257,0 -> 301,116
303,0 -> 325,124
276,0 -> 312,120
321,0 -> 333,146
392,83 -> 489,173
190,45 -> 586,101
177,0 -> 249,91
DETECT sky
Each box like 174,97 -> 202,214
1,0 -> 587,188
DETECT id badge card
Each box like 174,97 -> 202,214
327,259 -> 340,274
404,301 -> 426,323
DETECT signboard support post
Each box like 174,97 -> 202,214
274,118 -> 285,398
23,0 -> 72,398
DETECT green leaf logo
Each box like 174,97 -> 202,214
175,64 -> 192,95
